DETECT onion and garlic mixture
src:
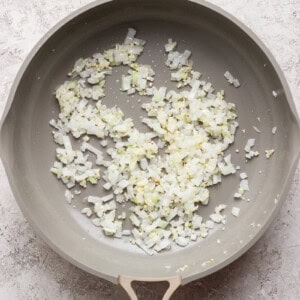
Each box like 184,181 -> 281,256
50,28 -> 242,255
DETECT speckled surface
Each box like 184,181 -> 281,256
0,1 -> 299,299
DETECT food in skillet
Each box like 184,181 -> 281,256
50,29 -> 273,254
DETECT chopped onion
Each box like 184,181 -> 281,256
240,179 -> 249,191
81,207 -> 92,217
231,207 -> 240,217
253,126 -> 261,134
50,30 -> 244,255
265,149 -> 275,159
224,71 -> 240,88
240,172 -> 248,179
64,189 -> 74,204
165,38 -> 177,52
244,138 -> 259,160
272,126 -> 277,135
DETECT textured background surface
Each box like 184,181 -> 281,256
0,0 -> 299,299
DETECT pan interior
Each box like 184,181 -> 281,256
1,0 -> 299,284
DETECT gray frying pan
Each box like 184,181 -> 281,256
1,0 -> 299,299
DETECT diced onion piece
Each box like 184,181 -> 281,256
231,207 -> 240,217
64,189 -> 74,204
124,28 -> 137,45
81,207 -> 92,217
240,172 -> 248,179
240,179 -> 249,191
165,38 -> 177,52
224,71 -> 240,88
253,126 -> 261,134
265,149 -> 275,159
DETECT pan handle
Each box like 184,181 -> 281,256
118,275 -> 181,300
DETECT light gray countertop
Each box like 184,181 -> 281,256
0,1 -> 299,299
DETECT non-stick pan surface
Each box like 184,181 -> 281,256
1,0 -> 299,288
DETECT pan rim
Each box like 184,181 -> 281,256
1,0 -> 299,285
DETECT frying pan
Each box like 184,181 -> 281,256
1,0 -> 299,299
